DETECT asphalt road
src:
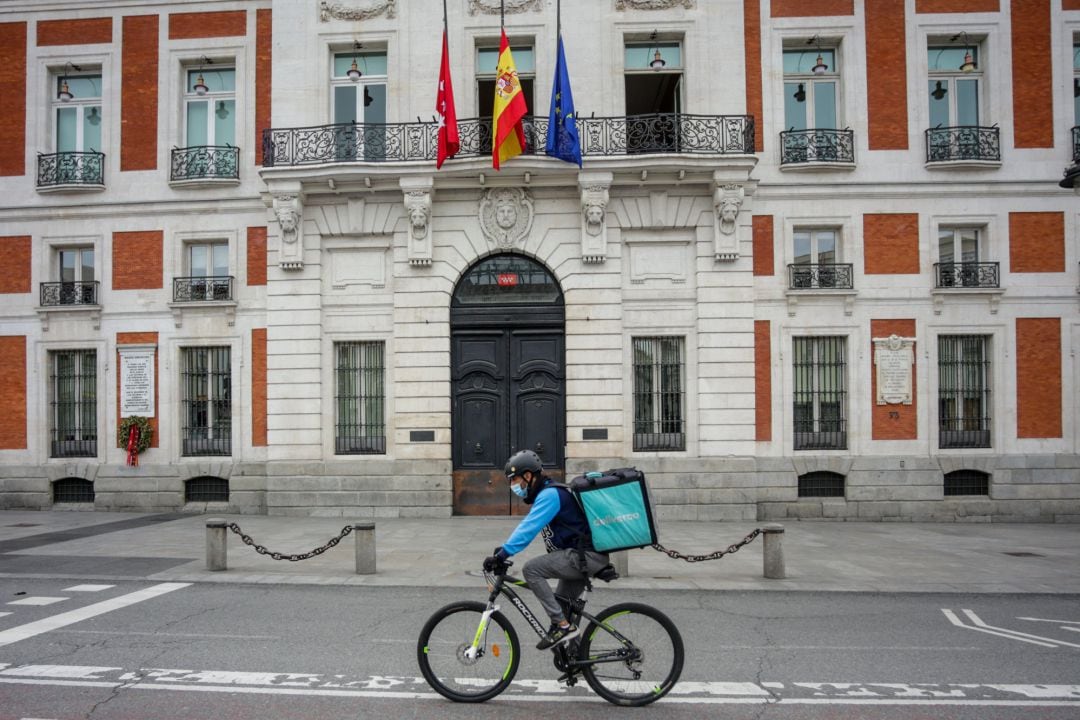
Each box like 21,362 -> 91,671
0,579 -> 1077,719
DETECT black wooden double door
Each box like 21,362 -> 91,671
452,328 -> 565,515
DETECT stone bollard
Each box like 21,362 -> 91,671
206,518 -> 228,571
610,550 -> 629,578
353,521 -> 376,575
762,523 -> 785,579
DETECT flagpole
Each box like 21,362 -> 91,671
501,0 -> 505,29
556,0 -> 561,39
443,0 -> 447,29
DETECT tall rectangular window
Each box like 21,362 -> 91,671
181,346 -> 231,456
330,50 -> 388,161
1074,41 -> 1080,125
938,335 -> 991,448
632,336 -> 685,451
928,45 -> 981,127
50,350 -> 96,458
185,66 -> 235,148
793,336 -> 846,450
783,47 -> 838,131
335,341 -> 386,454
55,74 -> 102,153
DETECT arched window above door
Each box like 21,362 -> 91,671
452,254 -> 562,307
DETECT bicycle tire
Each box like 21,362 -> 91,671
578,602 -> 684,706
416,600 -> 521,703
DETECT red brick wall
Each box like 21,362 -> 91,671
1011,0 -> 1053,148
37,17 -> 112,45
0,336 -> 27,449
863,213 -> 920,274
916,0 -> 999,11
0,236 -> 31,294
772,0 -> 853,15
870,319 -> 917,440
754,321 -> 771,442
753,216 -> 774,276
1065,0 -> 1080,9
255,9 -> 272,165
121,15 -> 158,171
168,10 -> 246,39
743,0 -> 763,152
116,332 -> 159,448
1009,212 -> 1064,273
1016,318 -> 1061,438
865,0 -> 909,150
0,22 -> 26,177
247,226 -> 267,286
252,328 -> 267,447
112,231 -> 163,290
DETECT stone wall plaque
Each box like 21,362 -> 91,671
119,347 -> 155,417
873,334 -> 915,405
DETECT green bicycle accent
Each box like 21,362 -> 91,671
423,646 -> 429,654
589,610 -> 631,640
503,630 -> 514,680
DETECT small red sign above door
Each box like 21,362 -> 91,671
496,273 -> 519,287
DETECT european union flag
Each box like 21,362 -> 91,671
545,36 -> 582,167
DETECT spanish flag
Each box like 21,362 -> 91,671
492,30 -> 528,170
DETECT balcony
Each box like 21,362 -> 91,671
173,276 -> 234,302
36,151 -> 105,191
170,145 -> 240,185
261,113 -> 755,167
934,262 -> 999,289
788,263 -> 854,289
779,128 -> 855,169
925,126 -> 1000,167
40,281 -> 99,306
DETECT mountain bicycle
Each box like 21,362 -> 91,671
416,560 -> 684,706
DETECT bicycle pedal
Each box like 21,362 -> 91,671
556,672 -> 578,686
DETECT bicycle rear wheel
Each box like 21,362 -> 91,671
417,600 -> 520,702
578,602 -> 684,706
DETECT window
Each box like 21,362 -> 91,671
184,66 -> 235,148
793,336 -> 846,450
936,226 -> 994,287
938,335 -> 991,448
928,44 -> 981,128
51,247 -> 96,304
798,471 -> 845,498
185,476 -> 229,502
54,73 -> 102,153
624,38 -> 682,153
330,49 -> 388,160
335,341 -> 386,454
476,42 -> 535,154
53,477 -> 95,503
178,241 -> 230,301
1074,40 -> 1080,125
181,347 -> 231,456
783,46 -> 838,132
791,228 -> 844,288
944,469 -> 989,496
49,350 -> 96,458
632,336 -> 685,452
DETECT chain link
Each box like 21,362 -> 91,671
226,522 -> 355,562
650,528 -> 762,562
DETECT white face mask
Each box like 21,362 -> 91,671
511,480 -> 528,498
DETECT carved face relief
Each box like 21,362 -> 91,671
716,187 -> 742,236
479,187 -> 533,249
409,205 -> 428,238
273,195 -> 301,243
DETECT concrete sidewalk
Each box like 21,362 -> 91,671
1,509 -> 1078,593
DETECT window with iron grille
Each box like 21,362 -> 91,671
181,346 -> 231,456
938,335 -> 990,448
632,336 -> 685,451
49,349 -> 96,458
798,471 -> 845,497
793,336 -> 847,450
185,476 -> 229,502
944,469 -> 989,496
335,341 -> 386,454
53,477 -> 94,503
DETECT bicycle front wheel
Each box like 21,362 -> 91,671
579,602 -> 684,706
417,600 -> 520,702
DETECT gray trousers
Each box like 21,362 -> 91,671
522,548 -> 609,624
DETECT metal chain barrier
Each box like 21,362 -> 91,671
650,528 -> 762,562
226,522 -> 354,562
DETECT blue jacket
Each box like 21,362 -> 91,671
499,479 -> 593,557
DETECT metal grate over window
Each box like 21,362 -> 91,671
793,336 -> 847,450
50,350 -> 97,458
53,477 -> 94,503
938,335 -> 991,448
185,476 -> 229,502
798,471 -> 845,498
181,346 -> 231,456
632,336 -> 685,452
335,341 -> 386,454
944,469 -> 989,496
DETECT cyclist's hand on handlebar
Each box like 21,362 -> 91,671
483,547 -> 510,573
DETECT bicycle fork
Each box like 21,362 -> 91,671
464,602 -> 500,661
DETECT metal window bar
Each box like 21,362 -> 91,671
632,337 -> 686,451
944,469 -> 989,496
172,276 -> 234,302
40,281 -> 99,306
938,335 -> 991,448
181,346 -> 231,456
793,336 -> 847,450
335,341 -> 386,454
797,471 -> 845,498
52,477 -> 95,503
934,262 -> 999,288
185,476 -> 230,502
50,350 -> 96,458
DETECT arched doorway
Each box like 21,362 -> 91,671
451,253 -> 565,515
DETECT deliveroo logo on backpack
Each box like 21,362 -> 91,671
584,483 -> 648,548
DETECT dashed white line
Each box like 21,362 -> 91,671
62,584 -> 115,593
7,597 -> 67,607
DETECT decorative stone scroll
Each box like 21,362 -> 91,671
579,173 -> 612,264
403,187 -> 433,266
469,0 -> 543,15
273,193 -> 304,270
615,0 -> 695,9
712,183 -> 743,261
479,187 -> 533,250
873,334 -> 915,405
320,0 -> 396,21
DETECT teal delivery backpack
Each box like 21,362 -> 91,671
569,468 -> 658,553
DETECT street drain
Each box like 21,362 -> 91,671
1003,551 -> 1045,557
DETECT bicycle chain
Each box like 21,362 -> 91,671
650,528 -> 762,562
226,522 -> 354,562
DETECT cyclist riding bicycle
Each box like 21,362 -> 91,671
483,449 -> 611,650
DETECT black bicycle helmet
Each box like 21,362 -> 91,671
504,449 -> 542,479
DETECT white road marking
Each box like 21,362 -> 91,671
0,583 -> 190,648
0,612 -> 10,618
1017,617 -> 1080,624
62,584 -> 115,593
56,629 -> 281,640
961,609 -> 1080,649
7,597 -> 67,606
942,609 -> 1058,647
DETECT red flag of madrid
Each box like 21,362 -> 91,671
436,30 -> 460,169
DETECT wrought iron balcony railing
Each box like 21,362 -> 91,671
934,262 -> 999,288
925,125 -> 1000,163
788,263 -> 854,290
262,113 -> 755,167
173,276 -> 234,302
40,281 -> 99,306
37,151 -> 104,188
170,145 -> 239,182
1072,126 -> 1080,164
780,128 -> 855,165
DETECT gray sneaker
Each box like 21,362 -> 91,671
536,622 -> 580,650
